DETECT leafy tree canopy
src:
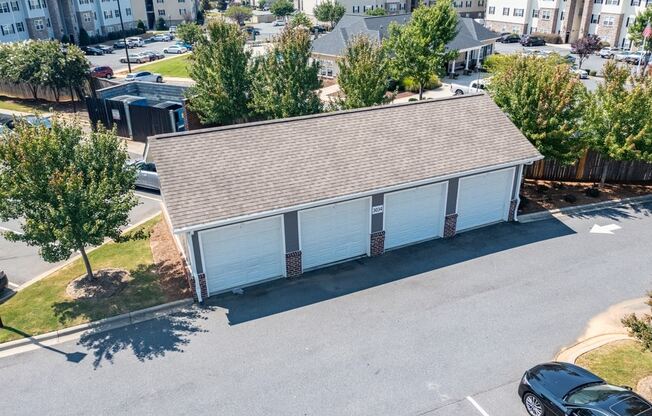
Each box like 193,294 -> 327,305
225,5 -> 253,25
270,0 -> 294,18
365,7 -> 386,16
290,11 -> 312,28
571,34 -> 601,69
177,22 -> 205,44
313,0 -> 345,27
628,8 -> 652,50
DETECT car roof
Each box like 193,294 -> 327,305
527,362 -> 604,399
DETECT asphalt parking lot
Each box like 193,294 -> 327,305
86,39 -> 180,73
0,191 -> 162,288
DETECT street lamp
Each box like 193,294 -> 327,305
116,0 -> 132,73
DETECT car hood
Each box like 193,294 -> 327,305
527,362 -> 603,399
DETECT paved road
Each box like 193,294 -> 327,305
0,191 -> 162,287
1,202 -> 651,415
87,39 -> 180,73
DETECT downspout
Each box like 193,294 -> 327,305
186,231 -> 203,303
514,163 -> 527,222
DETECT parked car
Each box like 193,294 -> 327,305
564,54 -> 577,64
124,71 -> 163,83
97,44 -> 114,54
614,50 -> 632,61
120,53 -> 149,64
312,24 -> 327,33
168,25 -> 177,34
450,78 -> 489,95
0,114 -> 52,131
499,33 -> 521,43
273,19 -> 285,27
90,65 -> 114,79
132,160 -> 160,190
624,51 -> 647,64
163,44 -> 188,54
0,270 -> 7,292
519,362 -> 652,416
141,50 -> 165,61
126,36 -> 145,47
521,35 -> 546,46
570,67 -> 589,79
244,26 -> 261,35
82,46 -> 104,56
598,46 -> 620,58
114,39 -> 136,49
152,33 -> 172,41
175,41 -> 192,50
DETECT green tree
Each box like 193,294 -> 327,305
622,292 -> 652,352
200,0 -> 211,10
156,17 -> 168,30
250,27 -> 322,119
9,41 -> 48,100
337,35 -> 392,109
225,5 -> 253,25
258,0 -> 267,9
290,11 -> 312,28
488,54 -> 587,164
271,0 -> 294,19
216,0 -> 227,10
177,22 -> 204,44
0,120 -> 138,280
365,7 -> 386,16
384,0 -> 458,100
313,0 -> 345,28
78,28 -> 90,46
187,20 -> 252,126
136,19 -> 146,32
41,43 -> 89,103
628,8 -> 652,51
583,61 -> 652,183
61,34 -> 70,44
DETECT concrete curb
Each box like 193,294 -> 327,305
518,194 -> 652,223
0,298 -> 193,358
555,333 -> 634,363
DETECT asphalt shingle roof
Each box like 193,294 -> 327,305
149,95 -> 542,232
312,14 -> 499,57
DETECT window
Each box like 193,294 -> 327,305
114,8 -> 119,16
502,7 -> 509,15
157,9 -> 165,15
513,8 -> 523,16
603,16 -> 615,26
605,0 -> 619,3
10,0 -> 17,10
156,0 -> 164,3
125,7 -> 131,15
0,2 -> 10,12
626,16 -> 633,26
1,23 -> 14,35
477,0 -> 484,6
541,10 -> 551,19
532,9 -> 538,17
593,0 -> 602,3
103,10 -> 112,18
591,14 -> 599,23
16,21 -> 23,31
352,5 -> 359,12
34,18 -> 43,29
83,13 -> 92,21
560,11 -> 564,20
179,7 -> 186,14
488,6 -> 494,13
465,0 -> 471,6
631,0 -> 641,4
94,11 -> 96,19
28,0 -> 40,9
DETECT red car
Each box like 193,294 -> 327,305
90,66 -> 114,79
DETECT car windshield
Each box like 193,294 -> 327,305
566,384 -> 628,406
610,396 -> 652,416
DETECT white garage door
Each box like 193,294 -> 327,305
299,198 -> 370,270
457,168 -> 514,232
384,183 -> 447,249
200,216 -> 285,295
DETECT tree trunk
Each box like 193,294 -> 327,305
79,246 -> 94,279
419,84 -> 424,100
600,162 -> 609,187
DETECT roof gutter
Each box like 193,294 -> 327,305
172,155 -> 544,235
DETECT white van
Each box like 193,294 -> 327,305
168,25 -> 177,34
126,36 -> 144,47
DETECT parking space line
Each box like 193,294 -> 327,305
0,226 -> 23,235
135,192 -> 162,202
466,396 -> 491,416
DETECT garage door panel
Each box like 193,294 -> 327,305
457,168 -> 514,231
201,216 -> 285,295
384,183 -> 447,249
300,198 -> 370,270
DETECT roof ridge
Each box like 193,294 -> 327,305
152,94 -> 486,141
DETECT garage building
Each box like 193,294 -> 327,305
149,95 -> 543,301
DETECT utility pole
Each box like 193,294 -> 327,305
116,0 -> 132,73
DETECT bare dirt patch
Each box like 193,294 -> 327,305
637,376 -> 652,401
519,179 -> 652,214
149,220 -> 191,300
66,268 -> 132,300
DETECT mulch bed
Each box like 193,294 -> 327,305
66,268 -> 132,300
149,220 -> 191,300
519,179 -> 652,214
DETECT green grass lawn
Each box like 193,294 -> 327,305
0,215 -> 179,344
137,54 -> 191,78
576,340 -> 652,388
0,96 -> 52,113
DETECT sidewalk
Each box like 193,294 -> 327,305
556,297 -> 647,363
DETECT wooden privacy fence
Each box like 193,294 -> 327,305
525,150 -> 652,183
0,77 -> 118,103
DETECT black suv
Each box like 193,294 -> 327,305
0,270 -> 7,292
521,35 -> 546,46
499,33 -> 521,43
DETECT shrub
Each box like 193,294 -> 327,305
408,97 -> 418,102
563,194 -> 577,203
532,32 -> 562,44
585,187 -> 601,197
61,34 -> 70,44
622,292 -> 652,352
399,74 -> 441,92
157,17 -> 168,30
589,70 -> 597,77
78,28 -> 90,46
136,19 -> 146,32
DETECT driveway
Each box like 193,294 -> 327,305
0,191 -> 162,287
87,39 -> 179,73
1,202 -> 651,416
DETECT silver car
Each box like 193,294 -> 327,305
124,71 -> 163,83
132,161 -> 160,191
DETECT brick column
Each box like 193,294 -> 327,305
197,273 -> 208,301
285,250 -> 302,278
443,213 -> 458,238
188,274 -> 198,302
508,199 -> 518,222
370,231 -> 385,256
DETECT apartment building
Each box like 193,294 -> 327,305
484,0 -> 652,47
296,0 -> 486,20
131,0 -> 196,30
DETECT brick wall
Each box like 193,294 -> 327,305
596,13 -> 623,47
286,250 -> 302,278
197,272 -> 208,301
443,213 -> 458,238
370,231 -> 385,256
508,199 -> 518,222
484,20 -> 528,35
537,8 -> 559,34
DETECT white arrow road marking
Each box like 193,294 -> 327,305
590,224 -> 622,234
467,396 -> 491,416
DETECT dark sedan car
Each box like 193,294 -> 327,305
521,35 -> 546,46
519,362 -> 652,416
499,33 -> 521,43
82,46 -> 104,56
